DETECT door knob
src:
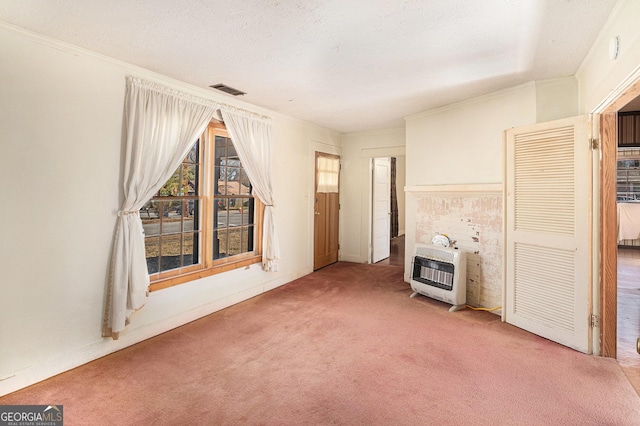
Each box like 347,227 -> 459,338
315,211 -> 320,215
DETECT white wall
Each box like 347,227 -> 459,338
0,24 -> 341,396
340,128 -> 405,263
405,83 -> 537,187
535,77 -> 579,122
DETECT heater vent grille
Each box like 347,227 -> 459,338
410,244 -> 466,310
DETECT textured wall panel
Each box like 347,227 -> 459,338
414,192 -> 502,309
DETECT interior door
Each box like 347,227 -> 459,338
372,157 -> 391,263
314,152 -> 340,270
504,115 -> 592,353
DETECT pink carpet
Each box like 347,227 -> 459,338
2,262 -> 639,425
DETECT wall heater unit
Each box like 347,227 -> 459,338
410,243 -> 467,312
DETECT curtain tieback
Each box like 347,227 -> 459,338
117,210 -> 139,217
264,204 -> 275,207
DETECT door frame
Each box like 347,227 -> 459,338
594,67 -> 640,358
309,143 -> 341,272
371,157 -> 392,263
360,147 -> 406,264
313,151 -> 341,270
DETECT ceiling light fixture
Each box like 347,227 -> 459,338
209,84 -> 246,96
609,36 -> 620,60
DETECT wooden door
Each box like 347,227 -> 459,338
504,115 -> 592,353
372,157 -> 391,263
314,152 -> 340,270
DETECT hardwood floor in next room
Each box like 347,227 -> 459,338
375,235 -> 405,267
618,248 -> 640,395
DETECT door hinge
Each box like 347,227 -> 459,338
590,314 -> 600,328
590,138 -> 599,150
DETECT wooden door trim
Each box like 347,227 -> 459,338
600,112 -> 618,358
599,78 -> 640,358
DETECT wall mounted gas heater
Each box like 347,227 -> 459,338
410,243 -> 467,312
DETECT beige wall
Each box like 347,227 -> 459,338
577,0 -> 640,113
0,24 -> 341,396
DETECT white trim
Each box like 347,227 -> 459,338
405,183 -> 502,193
339,254 -> 367,263
591,63 -> 640,113
360,146 -> 406,158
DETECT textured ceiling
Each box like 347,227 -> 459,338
0,0 -> 618,133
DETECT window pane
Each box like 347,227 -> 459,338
161,200 -> 182,234
214,198 -> 229,229
158,167 -> 181,196
215,135 -> 227,159
182,164 -> 198,196
145,236 -> 160,274
228,198 -> 244,227
242,198 -> 254,225
186,140 -> 199,164
141,200 -> 160,236
228,227 -> 241,256
182,199 -> 198,232
241,225 -> 254,253
226,143 -> 238,159
317,156 -> 340,193
214,229 -> 228,259
239,170 -> 251,194
160,234 -> 182,272
227,167 -> 240,184
182,232 -> 199,267
216,167 -> 229,195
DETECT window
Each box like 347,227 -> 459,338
213,133 -> 256,259
617,157 -> 640,201
141,121 -> 262,291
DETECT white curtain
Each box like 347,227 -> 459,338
104,77 -> 218,339
220,106 -> 280,272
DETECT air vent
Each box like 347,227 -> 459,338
209,84 -> 246,96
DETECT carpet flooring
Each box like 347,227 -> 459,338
1,262 -> 639,425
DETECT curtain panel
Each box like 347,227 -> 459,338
220,107 -> 280,272
104,77 -> 218,339
316,156 -> 340,193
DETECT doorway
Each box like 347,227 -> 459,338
370,157 -> 405,265
598,86 -> 640,394
613,103 -> 640,392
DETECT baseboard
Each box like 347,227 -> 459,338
339,254 -> 367,263
0,270 -> 305,397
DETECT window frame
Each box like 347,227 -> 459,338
147,120 -> 263,292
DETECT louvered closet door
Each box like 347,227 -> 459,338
505,115 -> 591,353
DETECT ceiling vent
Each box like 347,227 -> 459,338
209,84 -> 246,96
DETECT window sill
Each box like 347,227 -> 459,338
149,254 -> 262,292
